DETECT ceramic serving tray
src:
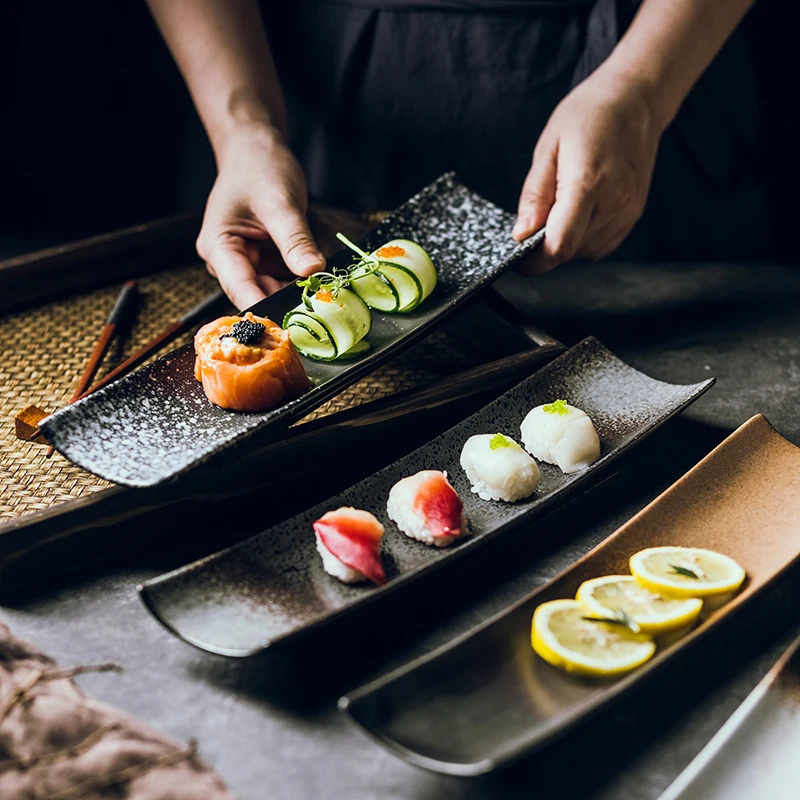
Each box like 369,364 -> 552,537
138,337 -> 713,657
40,173 -> 544,488
657,630 -> 800,800
339,414 -> 800,776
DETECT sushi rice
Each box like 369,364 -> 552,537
387,470 -> 467,548
314,535 -> 368,583
460,434 -> 540,502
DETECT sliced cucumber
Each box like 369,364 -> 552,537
283,311 -> 337,360
386,239 -> 437,311
376,262 -> 422,312
338,338 -> 373,359
284,287 -> 372,362
349,268 -> 400,312
350,239 -> 438,313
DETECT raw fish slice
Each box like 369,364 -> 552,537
387,470 -> 467,547
194,312 -> 310,412
313,507 -> 386,586
520,400 -> 600,474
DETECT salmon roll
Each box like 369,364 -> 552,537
194,312 -> 310,412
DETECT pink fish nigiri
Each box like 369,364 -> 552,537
313,507 -> 386,585
387,470 -> 468,548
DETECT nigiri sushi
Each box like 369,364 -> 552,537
520,399 -> 600,474
313,507 -> 386,585
194,312 -> 310,412
387,470 -> 467,547
460,433 -> 540,502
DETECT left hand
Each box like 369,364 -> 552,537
512,66 -> 663,272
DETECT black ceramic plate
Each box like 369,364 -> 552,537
138,338 -> 713,657
40,173 -> 544,488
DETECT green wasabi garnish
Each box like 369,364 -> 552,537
489,433 -> 519,451
543,399 -> 570,416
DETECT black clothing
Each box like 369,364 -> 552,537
265,0 -> 769,261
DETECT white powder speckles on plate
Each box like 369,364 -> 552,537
42,173 -> 543,487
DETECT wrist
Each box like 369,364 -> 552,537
599,47 -> 686,136
207,88 -> 287,164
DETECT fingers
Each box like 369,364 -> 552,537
255,198 -> 325,278
200,236 -> 266,310
513,140 -> 557,242
519,178 -> 596,275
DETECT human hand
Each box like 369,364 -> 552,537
197,125 -> 325,309
512,67 -> 664,272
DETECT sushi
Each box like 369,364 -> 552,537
194,312 -> 310,412
460,433 -> 540,502
313,507 -> 386,585
387,470 -> 467,547
520,399 -> 600,474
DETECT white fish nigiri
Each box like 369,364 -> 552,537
520,399 -> 600,474
460,434 -> 540,502
387,470 -> 467,547
313,507 -> 386,585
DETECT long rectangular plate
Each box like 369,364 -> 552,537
0,344 -> 564,594
40,173 -> 543,487
138,338 -> 713,657
658,631 -> 800,800
339,415 -> 800,776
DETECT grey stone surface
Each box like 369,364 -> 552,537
4,259 -> 800,800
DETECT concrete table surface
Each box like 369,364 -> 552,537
3,259 -> 800,800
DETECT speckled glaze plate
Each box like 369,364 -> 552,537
40,173 -> 544,488
340,415 -> 800,777
139,337 -> 713,657
658,631 -> 800,800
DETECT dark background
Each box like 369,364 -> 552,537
0,1 -> 795,257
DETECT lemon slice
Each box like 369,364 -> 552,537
576,575 -> 702,635
531,599 -> 656,677
629,546 -> 746,598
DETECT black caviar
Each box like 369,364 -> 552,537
220,319 -> 266,346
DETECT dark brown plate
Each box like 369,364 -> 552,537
40,173 -> 544,487
138,338 -> 713,657
339,415 -> 800,776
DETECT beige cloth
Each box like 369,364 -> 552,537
0,621 -> 236,799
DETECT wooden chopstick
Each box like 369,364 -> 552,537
37,289 -> 229,449
45,280 -> 138,458
73,289 -> 229,402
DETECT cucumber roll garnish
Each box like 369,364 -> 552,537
337,233 -> 437,313
284,270 -> 372,362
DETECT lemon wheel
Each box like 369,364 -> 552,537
630,547 -> 745,599
531,599 -> 656,677
576,575 -> 702,636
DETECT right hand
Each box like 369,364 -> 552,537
197,125 -> 326,309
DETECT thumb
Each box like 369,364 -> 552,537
513,140 -> 558,242
260,200 -> 326,278
206,239 -> 267,310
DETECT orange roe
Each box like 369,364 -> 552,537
315,290 -> 334,302
375,245 -> 406,259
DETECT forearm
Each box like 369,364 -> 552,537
146,0 -> 285,160
602,0 -> 757,132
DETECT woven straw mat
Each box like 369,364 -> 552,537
1,261 -> 477,521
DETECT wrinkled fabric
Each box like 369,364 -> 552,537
265,0 -> 768,261
0,621 -> 235,800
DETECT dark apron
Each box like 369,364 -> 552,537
264,0 -> 769,261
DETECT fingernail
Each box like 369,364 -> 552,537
299,252 -> 324,272
512,217 -> 530,240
